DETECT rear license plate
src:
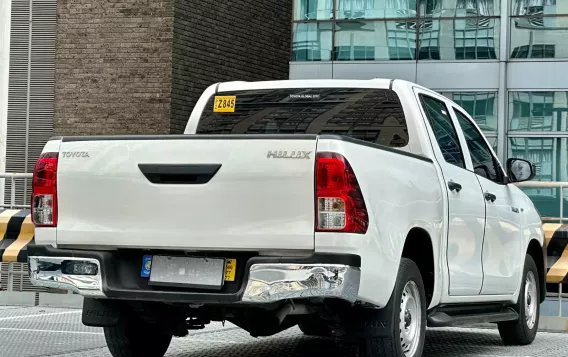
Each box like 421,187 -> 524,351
149,256 -> 225,290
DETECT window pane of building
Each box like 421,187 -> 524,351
334,20 -> 417,60
507,137 -> 568,218
508,91 -> 568,132
418,19 -> 500,60
294,0 -> 334,20
510,17 -> 568,59
511,0 -> 565,16
335,0 -> 418,20
420,0 -> 499,17
292,22 -> 333,61
442,92 -> 498,132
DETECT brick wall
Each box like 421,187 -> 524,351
170,0 -> 293,133
54,0 -> 292,136
54,0 -> 175,136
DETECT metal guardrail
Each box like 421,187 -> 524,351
0,173 -> 32,292
517,181 -> 568,317
516,181 -> 568,223
0,173 -> 32,209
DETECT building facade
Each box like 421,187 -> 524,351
290,0 -> 568,218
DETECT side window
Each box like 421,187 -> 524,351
419,95 -> 466,169
453,109 -> 503,183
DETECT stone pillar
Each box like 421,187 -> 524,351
54,0 -> 292,136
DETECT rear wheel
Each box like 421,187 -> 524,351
349,258 -> 427,357
104,314 -> 173,357
497,254 -> 540,345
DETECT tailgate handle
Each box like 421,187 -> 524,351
138,164 -> 221,184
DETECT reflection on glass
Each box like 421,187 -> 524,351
334,20 -> 417,60
294,0 -> 334,20
509,16 -> 568,59
511,0 -> 561,16
443,92 -> 498,132
507,137 -> 568,217
420,0 -> 499,17
486,136 -> 497,153
508,92 -> 568,131
335,0 -> 418,19
292,22 -> 333,61
418,19 -> 499,60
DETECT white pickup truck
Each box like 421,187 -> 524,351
28,79 -> 546,357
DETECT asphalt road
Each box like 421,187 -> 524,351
0,306 -> 567,357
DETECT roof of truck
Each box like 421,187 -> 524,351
215,78 -> 421,93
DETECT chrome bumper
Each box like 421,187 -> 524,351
28,256 -> 360,303
242,264 -> 360,303
28,256 -> 105,297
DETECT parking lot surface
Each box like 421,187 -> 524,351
0,306 -> 567,357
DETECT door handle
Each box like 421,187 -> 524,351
484,192 -> 497,202
448,180 -> 462,192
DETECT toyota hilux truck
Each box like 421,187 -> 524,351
27,79 -> 546,357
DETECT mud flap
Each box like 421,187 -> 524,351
344,306 -> 396,338
327,298 -> 397,339
82,298 -> 121,327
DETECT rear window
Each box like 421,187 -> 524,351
196,87 -> 409,147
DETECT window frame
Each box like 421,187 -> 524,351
418,93 -> 467,169
451,106 -> 507,185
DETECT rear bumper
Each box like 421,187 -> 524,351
27,245 -> 361,304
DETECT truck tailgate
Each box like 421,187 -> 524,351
55,136 -> 317,251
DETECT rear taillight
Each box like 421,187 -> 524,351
31,152 -> 58,227
315,152 -> 368,234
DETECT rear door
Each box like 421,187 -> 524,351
451,108 -> 523,295
415,88 -> 487,296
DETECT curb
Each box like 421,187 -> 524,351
38,293 -> 83,309
0,291 -> 83,309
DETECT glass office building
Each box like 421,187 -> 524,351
290,0 -> 568,218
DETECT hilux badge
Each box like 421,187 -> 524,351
267,151 -> 311,159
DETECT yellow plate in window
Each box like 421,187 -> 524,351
224,258 -> 237,282
214,96 -> 236,113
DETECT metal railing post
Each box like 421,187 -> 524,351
7,263 -> 13,292
559,283 -> 563,317
10,175 -> 15,209
560,186 -> 564,224
561,186 -> 564,315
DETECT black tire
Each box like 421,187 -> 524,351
351,258 -> 427,357
298,319 -> 333,337
104,315 -> 173,357
497,254 -> 540,346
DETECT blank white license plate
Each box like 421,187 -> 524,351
149,256 -> 225,290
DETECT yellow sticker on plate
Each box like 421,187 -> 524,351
224,258 -> 237,282
214,96 -> 236,113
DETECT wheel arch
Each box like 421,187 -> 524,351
401,227 -> 435,307
526,238 -> 547,303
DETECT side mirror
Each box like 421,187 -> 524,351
506,158 -> 536,183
